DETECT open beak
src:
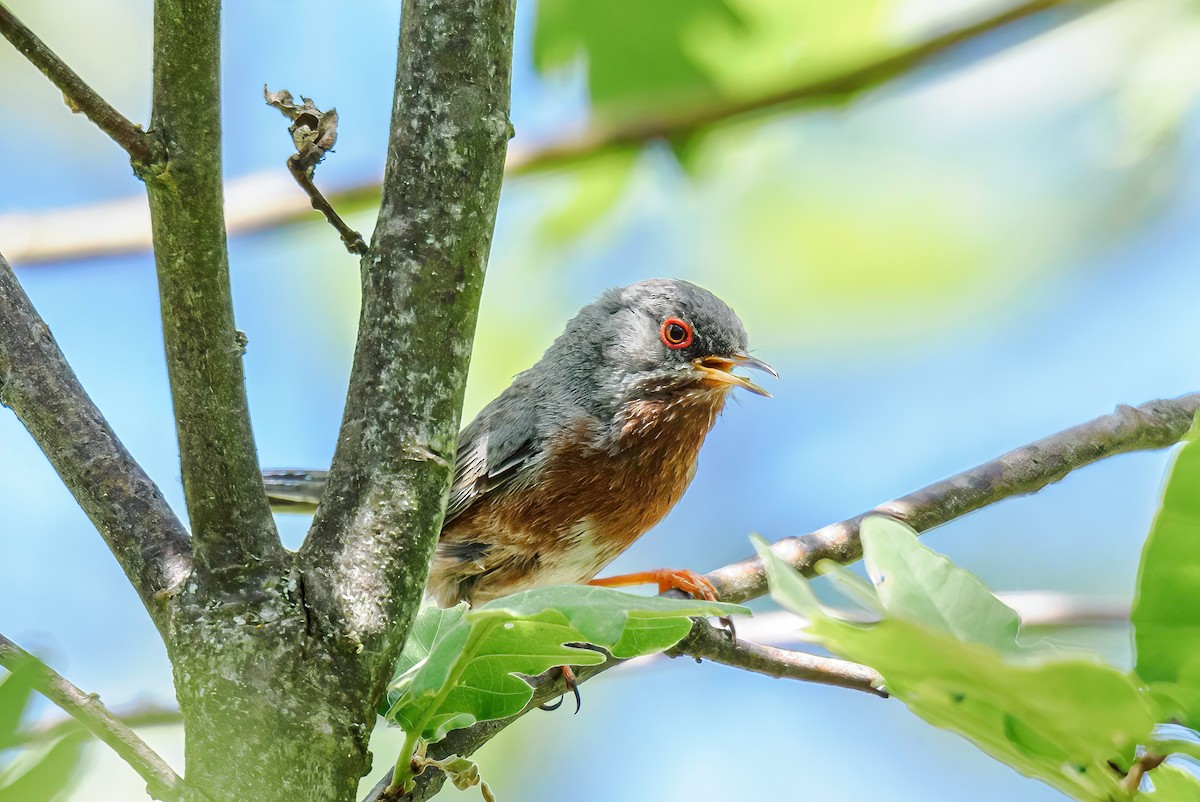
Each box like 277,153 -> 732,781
692,353 -> 777,397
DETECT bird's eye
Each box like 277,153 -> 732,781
659,318 -> 693,349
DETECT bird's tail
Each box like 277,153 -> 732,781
261,469 -> 328,513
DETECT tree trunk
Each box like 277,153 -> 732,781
169,578 -> 378,802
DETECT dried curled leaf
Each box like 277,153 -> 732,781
416,754 -> 494,801
263,86 -> 339,176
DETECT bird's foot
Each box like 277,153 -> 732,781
588,567 -> 718,600
538,665 -> 581,714
588,569 -> 734,638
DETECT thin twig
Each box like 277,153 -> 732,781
1120,752 -> 1166,793
287,157 -> 368,254
264,88 -> 368,255
0,633 -> 186,801
1,0 -> 1115,267
377,393 -> 1200,802
0,3 -> 155,163
669,620 -> 887,696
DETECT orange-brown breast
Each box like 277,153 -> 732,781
430,387 -> 729,606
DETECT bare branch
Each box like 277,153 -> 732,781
295,0 -> 517,697
669,620 -> 886,696
0,0 -> 1116,267
0,633 -> 186,801
0,251 -> 190,629
0,3 -> 156,163
264,87 -> 368,255
146,0 -> 283,584
710,394 -> 1200,604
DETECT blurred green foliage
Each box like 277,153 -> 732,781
0,661 -> 84,802
533,0 -> 891,119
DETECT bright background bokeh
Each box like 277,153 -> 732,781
2,0 -> 1199,799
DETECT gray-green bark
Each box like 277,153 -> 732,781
145,0 -> 283,584
297,0 -> 516,700
0,254 -> 190,634
149,0 -> 516,799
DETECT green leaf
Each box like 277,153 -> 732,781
0,659 -> 37,750
532,0 -> 894,123
1144,762 -> 1200,799
0,733 -> 85,802
533,0 -> 741,121
755,521 -> 1158,801
1133,414 -> 1200,725
861,516 -> 1022,654
415,754 -> 495,802
384,586 -> 748,742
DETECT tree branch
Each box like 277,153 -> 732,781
13,588 -> 1125,749
296,0 -> 516,694
0,251 -> 190,630
377,393 -> 1199,799
0,633 -> 186,801
668,620 -> 886,696
507,0 -> 1113,175
710,394 -> 1200,604
145,0 -> 282,585
0,3 -> 156,164
0,0 -> 1115,267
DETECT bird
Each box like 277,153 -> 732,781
263,278 -> 774,703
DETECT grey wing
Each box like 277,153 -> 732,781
263,469 -> 328,513
444,385 -> 541,525
262,380 -> 542,522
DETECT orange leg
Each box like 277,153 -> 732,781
589,569 -> 735,639
588,568 -> 719,602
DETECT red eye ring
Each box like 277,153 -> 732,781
660,318 -> 693,349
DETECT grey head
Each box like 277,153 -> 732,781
526,278 -> 776,424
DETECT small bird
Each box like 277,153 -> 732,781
264,278 -> 773,674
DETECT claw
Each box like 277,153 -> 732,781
538,665 -> 581,714
718,616 -> 737,641
562,665 -> 581,714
